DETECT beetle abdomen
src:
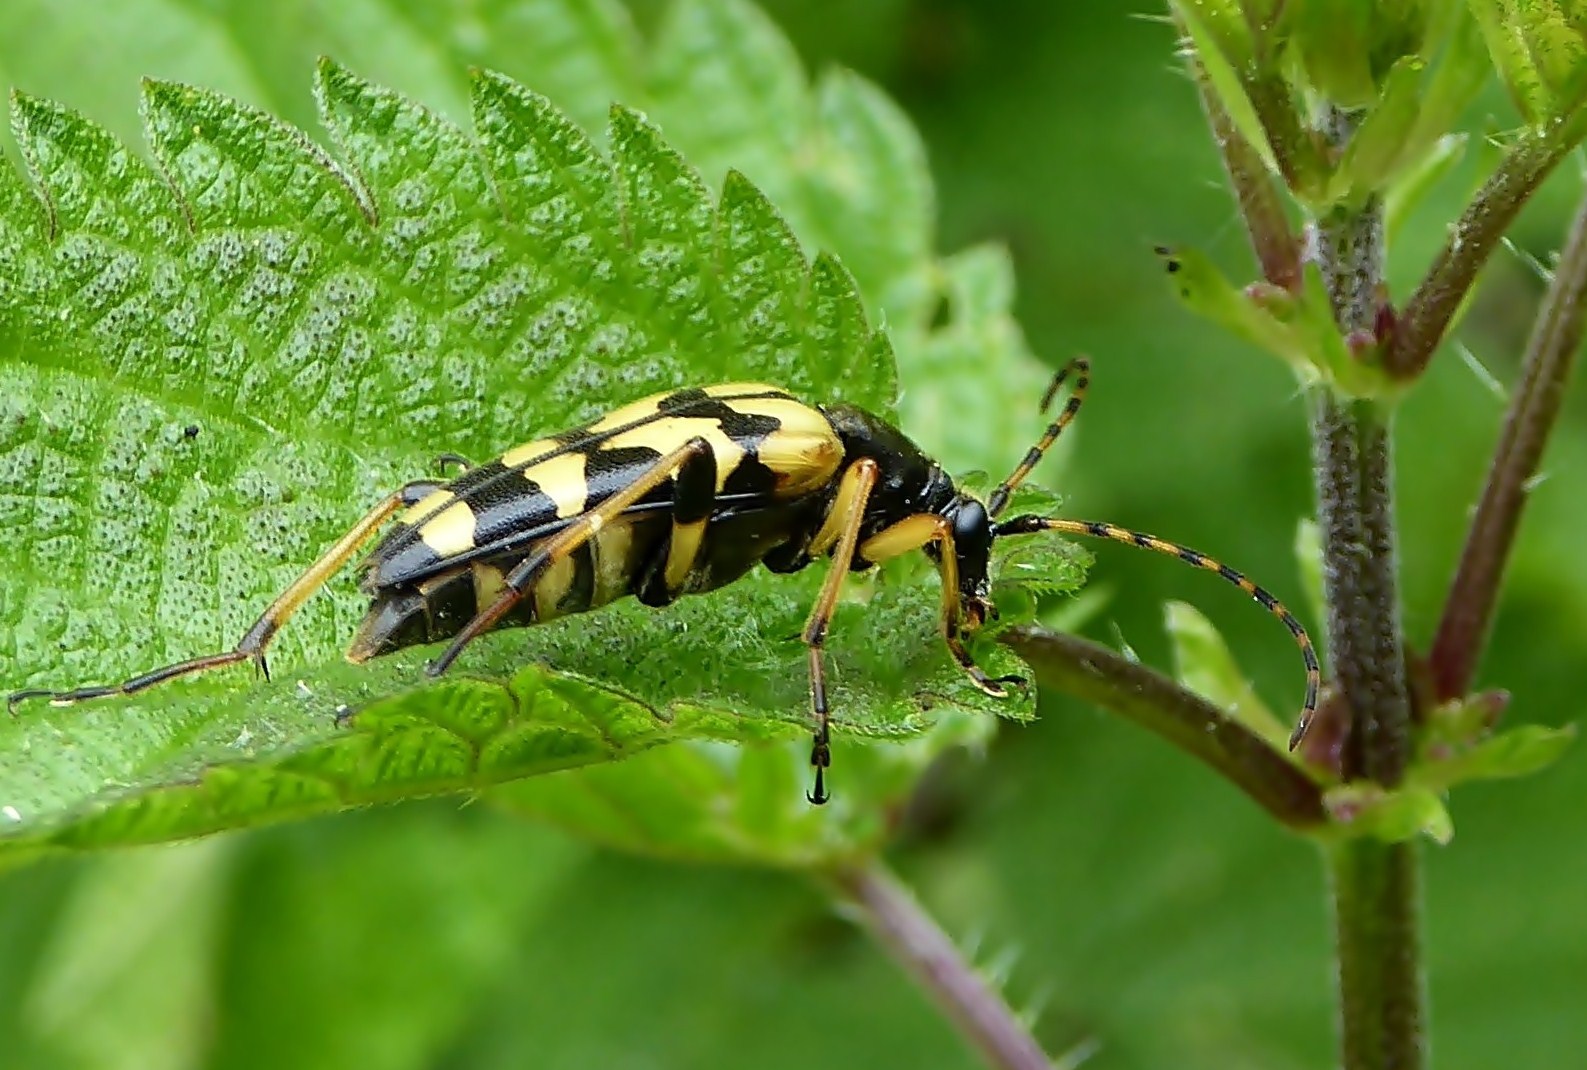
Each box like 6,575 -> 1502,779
359,384 -> 843,594
348,514 -> 673,662
346,492 -> 829,663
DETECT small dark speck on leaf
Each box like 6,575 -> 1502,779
183,424 -> 200,440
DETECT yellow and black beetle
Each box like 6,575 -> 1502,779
9,359 -> 1320,803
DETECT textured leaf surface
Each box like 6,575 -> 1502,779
1469,0 -> 1587,126
0,20 -> 1065,859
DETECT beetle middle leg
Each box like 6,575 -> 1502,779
426,437 -> 717,677
800,457 -> 880,805
433,452 -> 473,477
634,437 -> 719,605
8,479 -> 447,712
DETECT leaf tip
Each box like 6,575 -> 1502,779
138,77 -> 195,132
312,55 -> 356,100
810,247 -> 857,288
468,66 -> 516,117
608,102 -> 670,149
608,100 -> 642,132
139,77 -> 183,106
9,89 -> 53,137
469,67 -> 549,125
470,65 -> 511,94
718,167 -> 778,218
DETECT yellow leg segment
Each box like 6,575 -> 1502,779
801,458 -> 879,804
860,513 -> 1017,698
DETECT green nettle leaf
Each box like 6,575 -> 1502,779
989,531 -> 1089,606
1284,0 -> 1458,108
1175,0 -> 1482,211
1286,0 -> 1387,107
1414,723 -> 1577,790
897,245 -> 1054,478
488,710 -> 992,866
1158,246 -> 1400,399
1469,0 -> 1587,128
1317,723 -> 1574,845
1157,246 -> 1315,376
1326,55 -> 1429,204
0,47 -> 1066,862
1392,13 -> 1490,173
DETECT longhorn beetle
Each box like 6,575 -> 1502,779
9,359 -> 1321,803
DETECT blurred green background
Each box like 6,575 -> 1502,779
1,2 -> 1582,1068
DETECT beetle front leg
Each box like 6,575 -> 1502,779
858,513 -> 1020,699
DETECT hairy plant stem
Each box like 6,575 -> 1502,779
822,859 -> 1055,1070
1311,392 -> 1411,784
1388,134 -> 1570,379
1000,626 -> 1325,828
1429,187 -> 1587,700
1311,106 -> 1423,1070
1181,49 -> 1300,289
1327,838 -> 1423,1070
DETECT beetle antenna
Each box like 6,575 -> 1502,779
994,515 -> 1323,748
987,356 -> 1090,519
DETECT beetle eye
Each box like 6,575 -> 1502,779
953,499 -> 990,545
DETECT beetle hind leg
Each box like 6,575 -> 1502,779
6,649 -> 257,714
7,479 -> 444,714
